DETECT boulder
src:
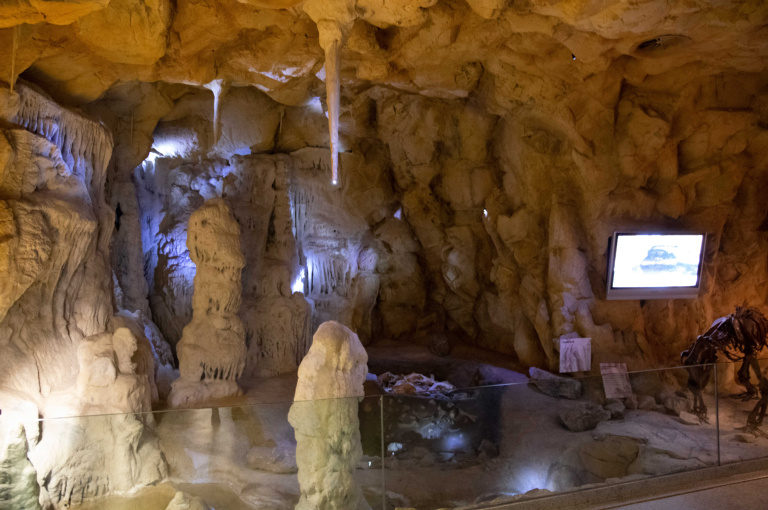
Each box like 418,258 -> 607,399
677,411 -> 700,425
559,402 -> 611,432
624,394 -> 639,410
605,402 -> 626,420
165,491 -> 211,510
637,395 -> 657,410
529,368 -> 582,399
663,395 -> 692,416
247,442 -> 298,474
579,436 -> 639,479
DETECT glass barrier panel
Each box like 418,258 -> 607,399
4,362 -> 759,510
28,402 -> 302,509
380,366 -> 720,509
381,381 -> 520,508
2,394 -> 387,510
356,395 -> 387,509
714,360 -> 768,464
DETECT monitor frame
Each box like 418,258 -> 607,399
605,231 -> 707,300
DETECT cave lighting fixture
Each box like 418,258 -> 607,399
606,231 -> 706,300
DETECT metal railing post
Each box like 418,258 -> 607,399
380,395 -> 386,510
714,362 -> 721,466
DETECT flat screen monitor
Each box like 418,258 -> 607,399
606,232 -> 706,300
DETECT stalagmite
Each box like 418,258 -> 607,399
3,0 -> 768,507
288,321 -> 371,510
243,158 -> 312,378
167,198 -> 247,408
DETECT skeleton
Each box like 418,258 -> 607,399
681,307 -> 768,433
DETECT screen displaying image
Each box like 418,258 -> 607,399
611,234 -> 704,289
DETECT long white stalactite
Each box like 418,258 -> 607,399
204,79 -> 229,148
10,25 -> 17,94
317,21 -> 344,186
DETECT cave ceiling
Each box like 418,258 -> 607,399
1,0 -> 766,113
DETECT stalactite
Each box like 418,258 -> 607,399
204,79 -> 230,147
10,26 -> 17,94
305,254 -> 354,297
12,82 -> 114,195
317,22 -> 343,186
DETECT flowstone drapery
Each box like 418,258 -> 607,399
288,321 -> 371,510
168,198 -> 247,407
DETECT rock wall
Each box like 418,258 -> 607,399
108,70 -> 768,377
2,0 -> 767,376
0,82 -> 114,403
125,84 -> 414,378
0,83 -> 167,508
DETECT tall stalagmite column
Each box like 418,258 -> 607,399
168,198 -> 247,407
288,321 -> 371,510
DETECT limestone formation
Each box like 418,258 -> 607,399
348,246 -> 380,346
0,81 -> 168,507
243,156 -> 312,377
288,321 -> 371,510
76,328 -> 153,413
165,491 -> 212,510
559,402 -> 612,432
0,82 -> 114,403
30,327 -> 168,507
0,422 -> 40,510
168,198 -> 247,407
